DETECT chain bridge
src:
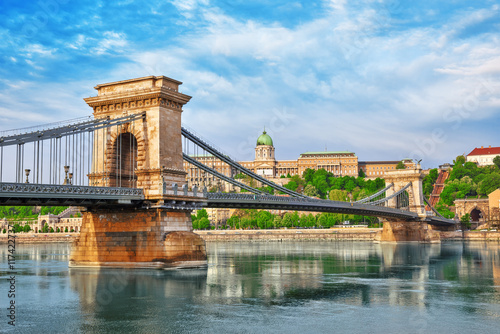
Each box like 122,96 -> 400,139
0,76 -> 455,269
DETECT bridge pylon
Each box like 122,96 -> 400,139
377,164 -> 441,242
70,76 -> 207,269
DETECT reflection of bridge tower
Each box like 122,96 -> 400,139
383,165 -> 426,217
70,76 -> 207,269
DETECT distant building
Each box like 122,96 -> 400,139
358,159 -> 414,178
183,129 -> 414,191
466,146 -> 500,166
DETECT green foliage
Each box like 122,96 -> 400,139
42,223 -> 49,233
257,186 -> 274,195
283,181 -> 298,192
494,156 -> 500,170
396,161 -> 406,169
358,169 -> 366,178
70,228 -> 74,232
439,155 -> 500,206
256,211 -> 273,229
49,227 -> 54,233
280,175 -> 286,178
303,184 -> 319,197
234,173 -> 246,179
460,213 -> 471,229
286,173 -> 291,178
56,228 -> 60,232
2,229 -> 5,234
23,224 -> 31,233
454,155 -> 466,165
303,168 -> 315,183
197,217 -> 210,230
478,174 -> 500,195
329,189 -> 349,201
423,168 -> 439,196
64,227 -> 68,233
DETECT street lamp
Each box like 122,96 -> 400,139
63,166 -> 70,185
25,169 -> 30,183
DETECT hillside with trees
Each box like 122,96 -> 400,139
433,155 -> 500,218
0,206 -> 67,220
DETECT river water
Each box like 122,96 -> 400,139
1,241 -> 500,333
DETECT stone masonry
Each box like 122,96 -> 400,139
70,76 -> 207,268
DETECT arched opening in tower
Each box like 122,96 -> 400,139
111,133 -> 138,188
470,208 -> 482,222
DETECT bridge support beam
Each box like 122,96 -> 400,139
376,220 -> 441,243
69,208 -> 207,269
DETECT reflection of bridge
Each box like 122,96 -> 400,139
0,76 -> 455,268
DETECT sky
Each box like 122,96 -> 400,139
0,0 -> 499,169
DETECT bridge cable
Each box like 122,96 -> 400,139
181,126 -> 307,198
368,182 -> 412,206
183,154 -> 264,195
354,183 -> 394,203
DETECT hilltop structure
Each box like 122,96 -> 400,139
184,129 -> 414,191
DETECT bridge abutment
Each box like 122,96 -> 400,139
69,208 -> 207,269
376,220 -> 441,243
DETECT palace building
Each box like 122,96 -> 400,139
183,130 -> 413,191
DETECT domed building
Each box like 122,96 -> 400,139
254,129 -> 276,177
182,128 -> 412,194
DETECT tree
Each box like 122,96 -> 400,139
23,224 -> 31,233
478,174 -> 500,195
198,217 -> 210,230
56,228 -> 60,233
303,184 -> 319,197
256,211 -> 273,229
494,156 -> 500,169
329,189 -> 348,202
49,227 -> 54,233
460,213 -> 471,230
283,181 -> 298,192
273,215 -> 282,229
282,212 -> 294,228
42,223 -> 49,233
64,227 -> 68,233
396,161 -> 406,169
358,169 -> 366,178
303,168 -> 315,183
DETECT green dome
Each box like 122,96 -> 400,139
256,130 -> 273,146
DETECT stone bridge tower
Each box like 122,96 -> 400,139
84,75 -> 190,198
70,76 -> 207,269
383,165 -> 426,217
376,164 -> 442,242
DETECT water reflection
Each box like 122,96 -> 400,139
3,242 -> 500,333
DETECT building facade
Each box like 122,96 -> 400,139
183,130 -> 414,191
466,146 -> 500,166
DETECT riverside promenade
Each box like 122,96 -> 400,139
3,229 -> 500,243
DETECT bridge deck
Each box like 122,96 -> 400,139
0,183 -> 144,206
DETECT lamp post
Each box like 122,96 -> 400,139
68,173 -> 73,185
63,166 -> 70,185
25,169 -> 30,184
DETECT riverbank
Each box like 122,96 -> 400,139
195,228 -> 380,241
0,233 -> 79,243
3,229 -> 500,243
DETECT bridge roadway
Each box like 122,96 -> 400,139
204,193 -> 455,226
0,183 -> 455,226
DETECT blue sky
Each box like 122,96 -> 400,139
0,0 -> 499,168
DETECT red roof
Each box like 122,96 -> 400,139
467,146 -> 500,156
